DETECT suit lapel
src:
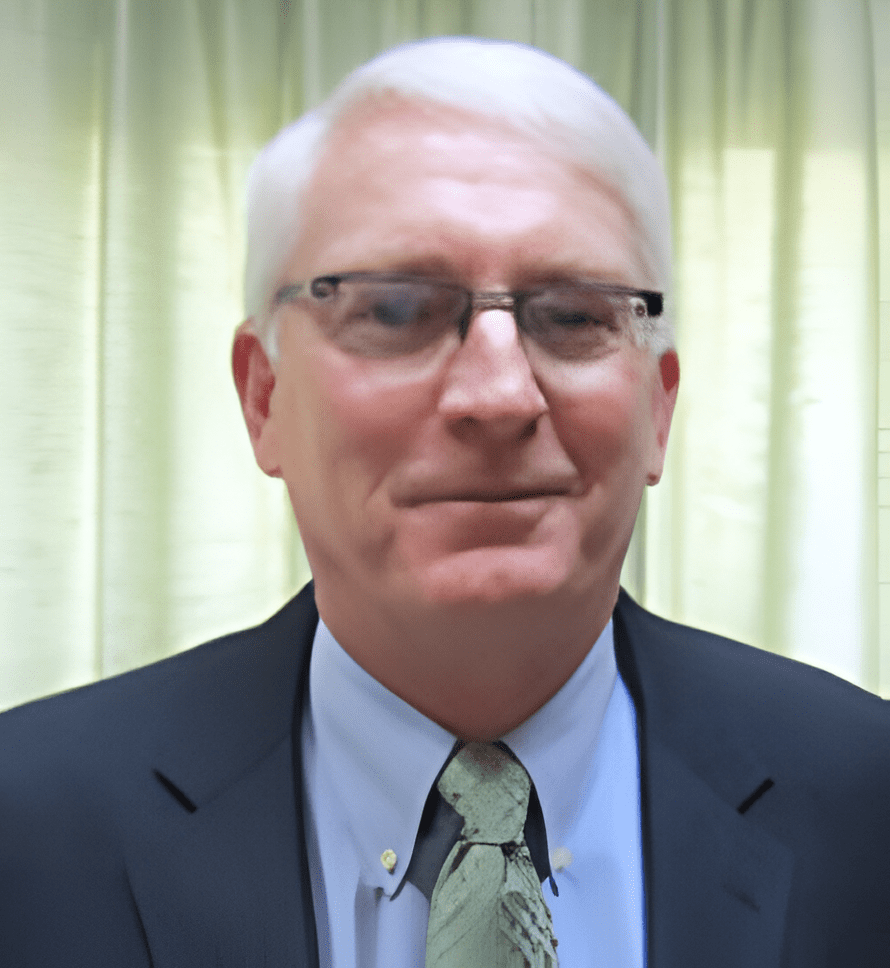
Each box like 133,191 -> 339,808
125,585 -> 321,968
126,736 -> 316,967
640,739 -> 794,968
614,591 -> 795,968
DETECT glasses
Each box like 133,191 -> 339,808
274,272 -> 663,362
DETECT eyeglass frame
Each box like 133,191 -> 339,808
272,271 -> 664,359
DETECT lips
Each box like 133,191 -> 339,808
437,490 -> 567,502
398,482 -> 578,506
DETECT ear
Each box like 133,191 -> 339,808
232,320 -> 282,478
646,349 -> 680,486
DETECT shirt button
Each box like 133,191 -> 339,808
380,848 -> 398,873
550,846 -> 573,871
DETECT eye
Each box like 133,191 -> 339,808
323,279 -> 466,358
544,307 -> 611,329
364,290 -> 424,327
520,286 -> 625,361
526,289 -> 621,331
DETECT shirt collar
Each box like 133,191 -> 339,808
308,619 -> 455,895
307,617 -> 616,896
503,620 -> 617,849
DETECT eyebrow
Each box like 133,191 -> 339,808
344,256 -> 465,280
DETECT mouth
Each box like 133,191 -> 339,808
446,490 -> 567,502
401,486 -> 575,507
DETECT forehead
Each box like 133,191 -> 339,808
290,98 -> 643,285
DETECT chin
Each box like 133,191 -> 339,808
411,545 -> 574,609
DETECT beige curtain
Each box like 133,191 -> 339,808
1,0 -> 887,710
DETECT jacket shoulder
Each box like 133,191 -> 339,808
0,585 -> 317,796
0,586 -> 318,965
615,590 -> 890,781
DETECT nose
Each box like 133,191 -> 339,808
437,308 -> 548,440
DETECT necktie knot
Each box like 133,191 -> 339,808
437,742 -> 529,844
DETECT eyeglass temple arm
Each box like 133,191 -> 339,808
273,283 -> 306,305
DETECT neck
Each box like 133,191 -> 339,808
315,583 -> 619,741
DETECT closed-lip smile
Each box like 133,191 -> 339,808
443,489 -> 567,502
399,484 -> 577,506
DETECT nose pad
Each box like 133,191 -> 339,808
438,309 -> 548,435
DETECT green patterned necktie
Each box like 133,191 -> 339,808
425,742 -> 559,968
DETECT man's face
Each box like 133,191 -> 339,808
242,99 -> 678,630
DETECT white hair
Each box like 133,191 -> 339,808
244,37 -> 674,358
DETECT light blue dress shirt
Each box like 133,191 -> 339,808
302,618 -> 644,967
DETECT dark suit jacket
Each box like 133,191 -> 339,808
1,584 -> 888,966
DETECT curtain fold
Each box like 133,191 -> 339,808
643,0 -> 884,693
1,0 -> 886,710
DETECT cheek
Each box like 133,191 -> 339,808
548,366 -> 654,484
281,348 -> 435,496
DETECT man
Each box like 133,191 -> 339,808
1,37 -> 888,968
